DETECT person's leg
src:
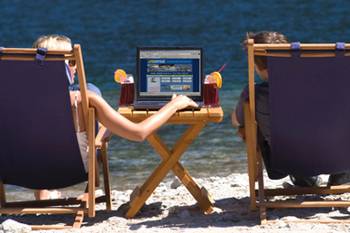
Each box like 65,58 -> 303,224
35,83 -> 102,200
289,175 -> 322,187
328,172 -> 350,186
34,189 -> 61,200
259,134 -> 321,187
258,134 -> 288,180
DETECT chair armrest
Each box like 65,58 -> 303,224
95,125 -> 112,148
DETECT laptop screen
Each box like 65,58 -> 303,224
137,48 -> 203,101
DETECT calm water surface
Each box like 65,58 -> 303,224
2,0 -> 350,190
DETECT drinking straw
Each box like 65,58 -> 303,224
218,63 -> 227,73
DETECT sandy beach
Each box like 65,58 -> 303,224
1,173 -> 350,233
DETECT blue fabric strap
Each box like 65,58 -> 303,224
65,63 -> 74,85
335,42 -> 346,57
291,42 -> 301,50
336,42 -> 345,50
291,42 -> 301,58
35,47 -> 47,63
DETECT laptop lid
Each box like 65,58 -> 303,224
136,47 -> 204,104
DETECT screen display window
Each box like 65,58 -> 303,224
139,50 -> 201,96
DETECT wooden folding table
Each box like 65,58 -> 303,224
117,107 -> 224,218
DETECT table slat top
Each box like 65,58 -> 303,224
118,107 -> 224,123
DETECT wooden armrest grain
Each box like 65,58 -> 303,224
95,126 -> 112,148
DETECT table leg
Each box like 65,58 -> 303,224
147,133 -> 214,214
126,123 -> 208,218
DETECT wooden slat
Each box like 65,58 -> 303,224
0,48 -> 74,55
178,110 -> 194,118
194,107 -> 208,117
118,107 -> 223,124
4,198 -> 82,208
74,44 -> 89,128
253,43 -> 350,50
247,39 -> 256,123
31,225 -> 71,230
0,56 -> 71,61
118,107 -> 132,116
207,107 -> 224,122
243,103 -> 257,211
3,194 -> 105,210
132,110 -> 148,120
147,110 -> 158,116
267,219 -> 350,224
254,51 -> 350,57
246,39 -> 259,212
87,108 -> 96,218
259,185 -> 350,197
72,210 -> 84,228
101,143 -> 112,211
95,157 -> 100,187
257,151 -> 267,224
95,126 -> 111,148
0,207 -> 84,215
262,200 -> 350,209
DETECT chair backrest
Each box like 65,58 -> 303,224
248,42 -> 350,176
0,47 -> 90,189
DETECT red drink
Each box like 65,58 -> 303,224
203,83 -> 219,107
119,83 -> 135,106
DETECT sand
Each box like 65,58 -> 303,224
1,173 -> 350,233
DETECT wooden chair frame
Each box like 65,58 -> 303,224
0,45 -> 112,230
245,39 -> 350,224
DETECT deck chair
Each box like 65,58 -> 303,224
244,39 -> 350,224
0,45 -> 112,230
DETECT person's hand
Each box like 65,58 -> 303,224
237,127 -> 246,141
170,94 -> 198,110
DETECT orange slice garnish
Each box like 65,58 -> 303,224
210,71 -> 222,88
114,69 -> 127,83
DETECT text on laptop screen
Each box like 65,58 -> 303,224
139,49 -> 201,96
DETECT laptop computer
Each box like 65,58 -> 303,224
133,47 -> 204,110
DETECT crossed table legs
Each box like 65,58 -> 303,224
126,122 -> 215,218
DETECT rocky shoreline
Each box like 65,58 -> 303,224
1,173 -> 350,232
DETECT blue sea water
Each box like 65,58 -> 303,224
2,0 -> 350,190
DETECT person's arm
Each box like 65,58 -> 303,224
232,87 -> 249,139
231,110 -> 241,128
88,92 -> 197,142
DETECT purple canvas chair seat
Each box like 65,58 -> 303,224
0,60 -> 86,189
0,46 -> 112,229
268,52 -> 350,176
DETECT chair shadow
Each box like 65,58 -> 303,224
1,195 -> 349,229
127,197 -> 257,230
266,194 -> 350,221
127,195 -> 350,230
0,208 -> 121,227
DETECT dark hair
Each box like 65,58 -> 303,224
243,31 -> 289,70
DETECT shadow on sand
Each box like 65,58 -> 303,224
1,195 -> 349,229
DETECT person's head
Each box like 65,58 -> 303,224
32,34 -> 72,50
33,34 -> 76,83
243,31 -> 289,80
